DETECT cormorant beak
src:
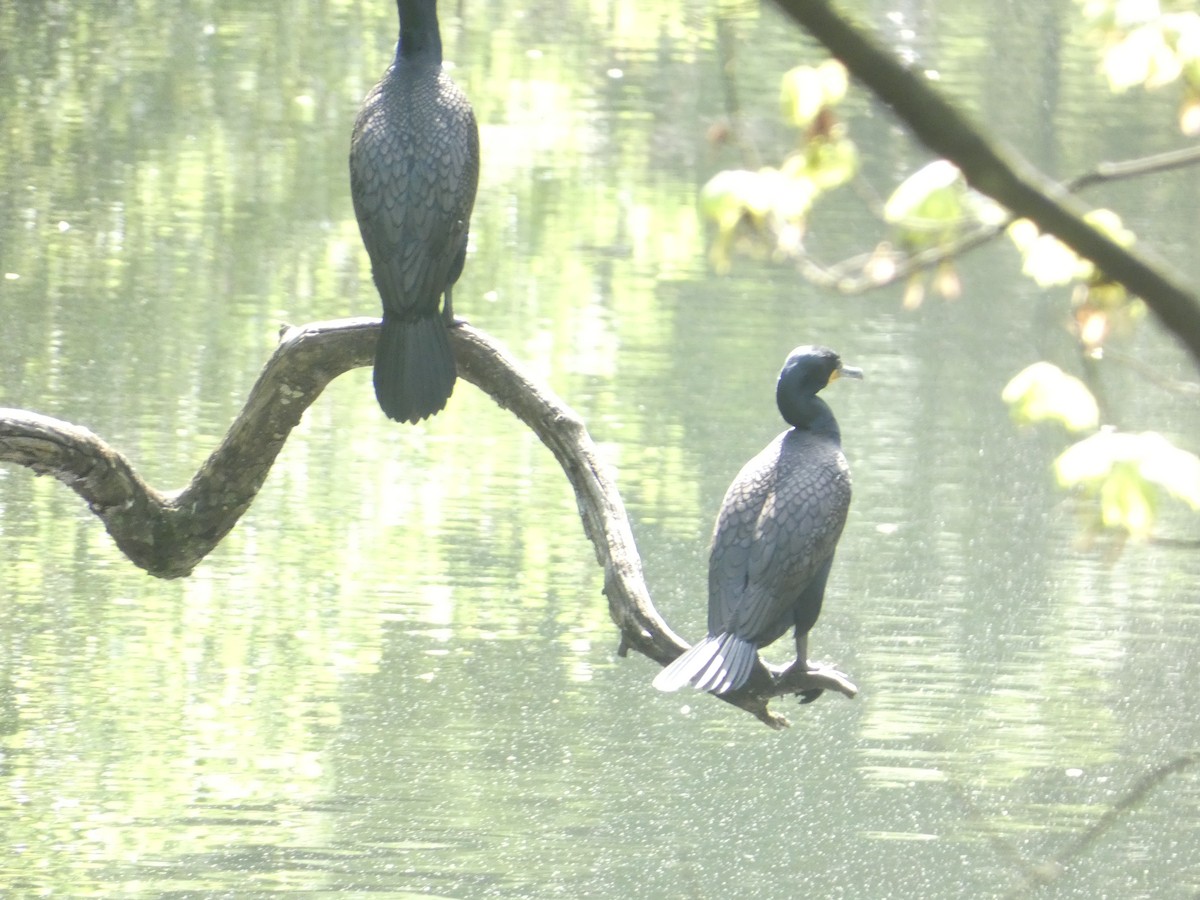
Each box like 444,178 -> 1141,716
832,362 -> 864,381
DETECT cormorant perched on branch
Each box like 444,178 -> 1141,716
350,0 -> 480,423
654,345 -> 862,696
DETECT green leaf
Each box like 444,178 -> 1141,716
699,169 -> 755,232
700,168 -> 818,227
1002,362 -> 1100,432
1006,209 -> 1135,286
1100,462 -> 1156,534
781,137 -> 859,192
1103,23 -> 1180,92
1082,208 -> 1136,247
1136,433 -> 1200,508
699,167 -> 819,271
779,60 -> 848,129
1011,228 -> 1089,286
882,160 -> 964,224
1055,430 -> 1200,536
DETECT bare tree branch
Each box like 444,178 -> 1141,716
799,219 -> 1002,294
772,0 -> 1200,368
1,318 -> 842,727
1,318 -> 377,578
798,145 -> 1200,295
1065,143 -> 1200,192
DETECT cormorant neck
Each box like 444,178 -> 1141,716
396,0 -> 443,64
778,392 -> 841,441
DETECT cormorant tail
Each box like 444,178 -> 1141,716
374,312 -> 456,423
652,633 -> 758,695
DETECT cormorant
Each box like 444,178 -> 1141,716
653,345 -> 862,696
350,0 -> 480,423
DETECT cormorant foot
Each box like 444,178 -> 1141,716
774,660 -> 858,701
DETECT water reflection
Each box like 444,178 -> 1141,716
4,0 -> 1200,898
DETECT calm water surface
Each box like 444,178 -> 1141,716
2,1 -> 1200,898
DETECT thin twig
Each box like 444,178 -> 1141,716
800,141 -> 1200,294
1066,144 -> 1200,191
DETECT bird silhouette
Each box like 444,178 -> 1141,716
350,0 -> 479,423
654,345 -> 861,696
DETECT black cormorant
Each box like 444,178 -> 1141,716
350,0 -> 480,423
653,345 -> 862,696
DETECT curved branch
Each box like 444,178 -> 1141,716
3,318 -> 377,578
448,325 -> 690,668
1,318 -> 828,728
773,0 -> 1200,367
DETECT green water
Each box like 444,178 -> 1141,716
2,1 -> 1200,897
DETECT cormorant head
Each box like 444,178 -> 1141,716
776,345 -> 863,430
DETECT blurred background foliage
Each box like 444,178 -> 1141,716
2,1 -> 1200,897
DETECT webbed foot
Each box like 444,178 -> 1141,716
775,660 -> 858,701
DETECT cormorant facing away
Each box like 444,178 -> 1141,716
350,0 -> 480,423
653,345 -> 862,696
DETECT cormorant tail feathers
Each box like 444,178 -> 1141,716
652,633 -> 758,695
373,313 -> 456,423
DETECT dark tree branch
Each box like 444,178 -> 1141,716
799,145 -> 1200,295
1,318 -> 838,728
773,0 -> 1200,368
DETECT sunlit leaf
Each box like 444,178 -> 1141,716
1007,209 -> 1135,287
817,59 -> 850,106
779,59 -> 848,130
1170,12 -> 1200,67
700,167 -> 819,271
781,65 -> 825,129
796,136 -> 859,191
1011,228 -> 1087,286
883,160 -> 964,224
700,170 -> 764,273
766,169 -> 819,221
699,169 -> 758,232
1100,462 -> 1156,534
969,193 -> 1010,227
1002,362 -> 1100,432
1103,23 -> 1180,91
933,260 -> 962,300
1006,218 -> 1041,254
863,242 -> 898,284
1055,430 -> 1200,536
700,168 -> 817,229
1074,287 -> 1142,350
902,274 -> 925,310
1137,434 -> 1200,508
1081,5 -> 1200,131
1076,307 -> 1112,348
1084,280 -> 1131,310
1180,94 -> 1200,133
1082,208 -> 1136,248
1079,0 -> 1163,31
